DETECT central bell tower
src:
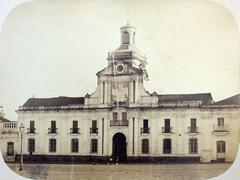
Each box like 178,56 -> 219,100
107,23 -> 148,80
86,23 -> 151,107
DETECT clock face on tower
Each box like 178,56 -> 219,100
115,64 -> 126,74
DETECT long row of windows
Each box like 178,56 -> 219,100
141,139 -> 226,154
28,138 -> 199,154
141,118 -> 227,134
27,117 -> 226,134
28,138 -> 98,153
141,138 -> 201,154
10,139 -> 226,156
28,120 -> 98,134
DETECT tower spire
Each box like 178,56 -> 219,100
127,6 -> 130,24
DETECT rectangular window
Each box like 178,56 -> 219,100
7,142 -> 14,156
71,139 -> 79,153
163,139 -> 171,154
189,138 -> 198,154
73,120 -> 78,128
122,112 -> 127,121
28,138 -> 35,153
218,118 -> 224,126
217,141 -> 226,153
51,121 -> 56,128
91,139 -> 98,153
164,119 -> 171,133
190,118 -> 197,132
72,120 -> 79,133
142,119 -> 149,133
50,121 -> 56,133
92,120 -> 97,129
49,139 -> 56,152
143,119 -> 148,128
142,139 -> 149,154
30,121 -> 35,133
91,120 -> 97,133
113,112 -> 118,121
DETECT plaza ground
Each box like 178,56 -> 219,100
7,163 -> 231,180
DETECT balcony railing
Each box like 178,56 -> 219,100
110,120 -> 128,126
187,127 -> 199,133
141,127 -> 150,134
213,125 -> 228,132
70,128 -> 79,134
27,128 -> 36,134
90,128 -> 98,134
48,128 -> 57,134
3,122 -> 17,129
162,127 -> 172,133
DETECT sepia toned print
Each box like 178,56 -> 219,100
0,0 -> 239,179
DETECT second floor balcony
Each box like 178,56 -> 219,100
141,127 -> 150,134
213,125 -> 228,132
110,120 -> 128,126
187,127 -> 199,134
27,128 -> 36,134
90,128 -> 98,134
162,127 -> 172,133
70,128 -> 80,134
48,128 -> 57,134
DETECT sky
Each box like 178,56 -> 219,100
0,0 -> 239,121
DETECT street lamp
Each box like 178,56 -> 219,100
19,123 -> 24,171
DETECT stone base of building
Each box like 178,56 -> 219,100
13,154 -> 201,164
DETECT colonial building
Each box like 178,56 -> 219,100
0,107 -> 19,162
4,24 -> 240,163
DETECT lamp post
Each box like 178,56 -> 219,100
19,123 -> 24,171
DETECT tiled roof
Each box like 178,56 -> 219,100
158,93 -> 213,104
213,94 -> 240,105
23,96 -> 84,107
0,116 -> 10,122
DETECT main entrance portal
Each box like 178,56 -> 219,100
112,133 -> 127,162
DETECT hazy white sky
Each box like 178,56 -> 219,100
0,0 -> 239,120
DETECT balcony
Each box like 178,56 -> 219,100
187,127 -> 199,134
213,125 -> 228,132
70,128 -> 80,134
213,125 -> 228,135
27,128 -> 36,134
141,127 -> 150,134
110,120 -> 128,126
162,127 -> 172,133
90,128 -> 98,134
48,128 -> 57,134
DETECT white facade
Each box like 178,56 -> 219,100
0,111 -> 19,162
1,24 -> 240,163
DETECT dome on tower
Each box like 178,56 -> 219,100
120,22 -> 135,29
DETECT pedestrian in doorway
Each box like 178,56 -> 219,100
109,158 -> 113,165
116,156 -> 119,165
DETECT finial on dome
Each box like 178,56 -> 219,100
127,6 -> 130,24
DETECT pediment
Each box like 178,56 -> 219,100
97,64 -> 142,77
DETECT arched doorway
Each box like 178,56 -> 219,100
112,133 -> 127,162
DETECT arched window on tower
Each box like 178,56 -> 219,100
122,31 -> 130,44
